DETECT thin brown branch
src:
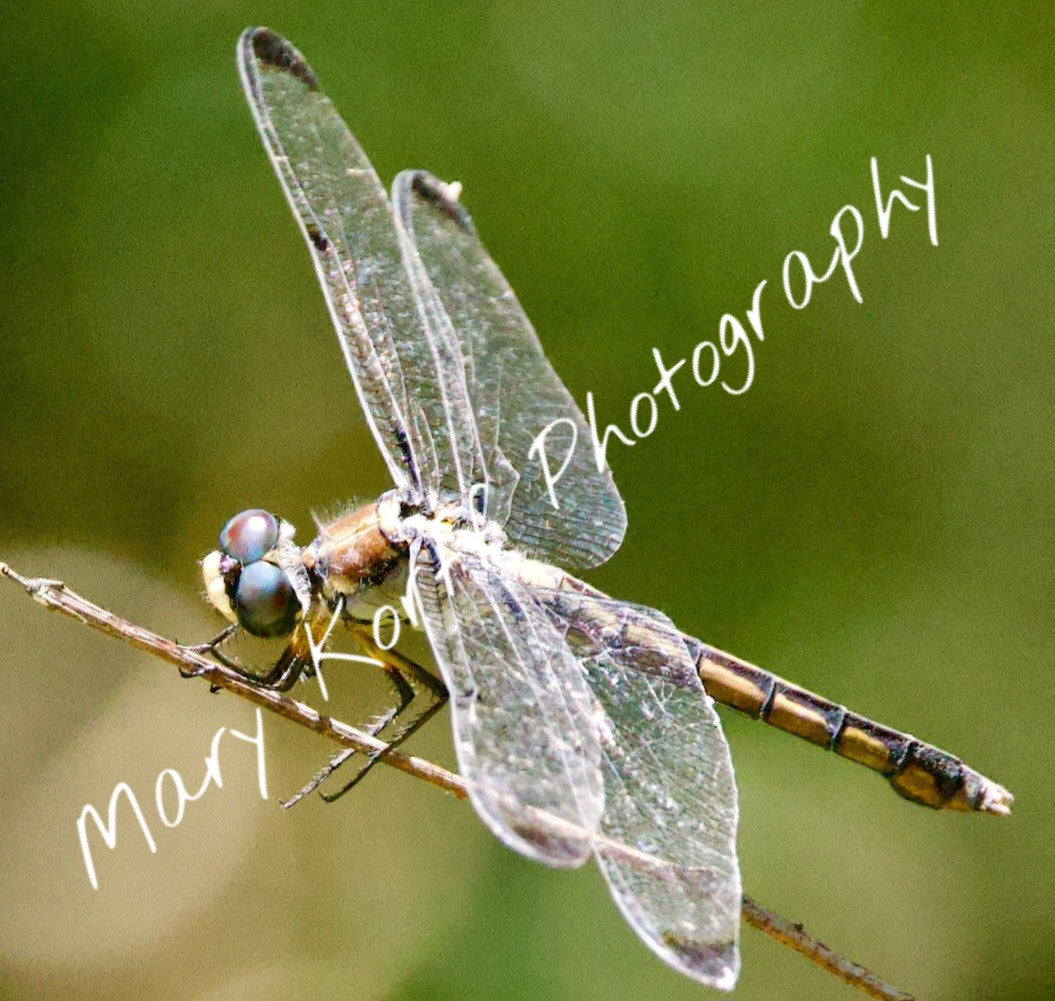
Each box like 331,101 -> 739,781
1,562 -> 913,1001
740,898 -> 913,1001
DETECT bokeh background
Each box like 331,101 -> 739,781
1,3 -> 1051,999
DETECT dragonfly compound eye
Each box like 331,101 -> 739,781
219,509 -> 280,564
233,560 -> 299,637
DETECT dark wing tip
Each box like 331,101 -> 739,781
662,934 -> 740,989
239,27 -> 320,91
409,170 -> 476,235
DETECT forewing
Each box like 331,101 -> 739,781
540,587 -> 742,989
392,171 -> 627,569
238,29 -> 484,503
414,545 -> 604,867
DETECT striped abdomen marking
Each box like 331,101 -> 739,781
529,570 -> 1011,816
688,642 -> 1011,815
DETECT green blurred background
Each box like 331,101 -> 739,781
1,3 -> 1051,999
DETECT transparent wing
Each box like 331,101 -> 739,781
238,28 -> 485,504
393,171 -> 627,569
414,544 -> 604,867
539,586 -> 741,989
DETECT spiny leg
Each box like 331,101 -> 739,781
209,639 -> 309,691
182,623 -> 238,660
180,624 -> 272,694
319,694 -> 447,802
281,627 -> 448,807
179,624 -> 239,685
319,643 -> 447,803
179,616 -> 316,693
262,643 -> 312,692
280,660 -> 417,808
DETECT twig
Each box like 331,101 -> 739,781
0,562 -> 913,1001
740,899 -> 913,1001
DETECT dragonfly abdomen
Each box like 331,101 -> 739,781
537,572 -> 1011,816
691,644 -> 1011,815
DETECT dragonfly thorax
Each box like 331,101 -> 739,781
303,493 -> 405,605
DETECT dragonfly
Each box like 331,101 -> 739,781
199,27 -> 1013,991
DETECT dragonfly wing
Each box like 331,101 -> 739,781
392,170 -> 627,569
539,586 -> 742,989
238,28 -> 485,504
414,544 -> 604,867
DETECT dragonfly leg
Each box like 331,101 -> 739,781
180,624 -> 267,693
182,623 -> 239,659
318,656 -> 447,803
179,624 -> 240,686
283,633 -> 448,806
279,662 -> 414,809
179,621 -> 311,694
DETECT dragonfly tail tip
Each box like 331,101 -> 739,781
980,778 -> 1013,816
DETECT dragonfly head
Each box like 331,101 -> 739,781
201,509 -> 309,638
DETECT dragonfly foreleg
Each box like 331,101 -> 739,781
179,622 -> 310,693
180,623 -> 254,692
182,623 -> 239,661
